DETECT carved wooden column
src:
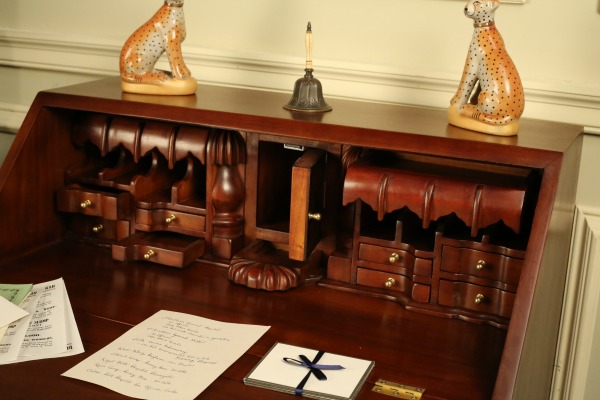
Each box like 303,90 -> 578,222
207,130 -> 246,259
339,145 -> 365,249
325,145 -> 364,283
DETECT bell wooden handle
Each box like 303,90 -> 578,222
305,22 -> 313,70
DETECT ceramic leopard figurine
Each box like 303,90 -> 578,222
120,0 -> 197,95
448,0 -> 524,136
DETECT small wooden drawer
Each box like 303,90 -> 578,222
358,243 -> 433,277
57,186 -> 130,220
112,232 -> 205,268
357,268 -> 430,303
66,215 -> 130,242
135,209 -> 206,237
438,280 -> 515,319
441,246 -> 523,286
359,243 -> 414,268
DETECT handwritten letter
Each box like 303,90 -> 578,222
63,310 -> 270,400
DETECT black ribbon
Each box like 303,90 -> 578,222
283,352 -> 345,396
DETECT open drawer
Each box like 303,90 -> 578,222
112,232 -> 205,268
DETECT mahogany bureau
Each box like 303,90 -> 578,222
0,77 -> 583,399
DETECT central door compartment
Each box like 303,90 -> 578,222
229,133 -> 340,291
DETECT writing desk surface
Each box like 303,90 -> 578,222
0,240 -> 504,400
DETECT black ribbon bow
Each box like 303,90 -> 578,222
283,351 -> 345,396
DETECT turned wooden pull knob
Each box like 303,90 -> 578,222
308,212 -> 321,221
476,260 -> 487,270
385,277 -> 396,288
165,214 -> 177,223
92,224 -> 104,233
389,253 -> 400,264
144,250 -> 156,260
80,199 -> 92,209
475,293 -> 485,304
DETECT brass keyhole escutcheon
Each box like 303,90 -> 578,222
144,250 -> 156,260
389,253 -> 400,264
476,260 -> 487,270
308,212 -> 322,221
80,199 -> 92,209
165,214 -> 177,224
385,277 -> 396,288
92,224 -> 104,233
475,293 -> 485,304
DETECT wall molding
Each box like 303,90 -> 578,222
1,28 -> 600,133
552,206 -> 600,400
0,102 -> 29,134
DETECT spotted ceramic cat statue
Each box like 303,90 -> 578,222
448,0 -> 524,136
120,0 -> 197,95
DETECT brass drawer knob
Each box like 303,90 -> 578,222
143,250 -> 156,260
80,199 -> 92,209
308,212 -> 322,221
385,277 -> 396,288
92,224 -> 104,233
475,293 -> 485,304
165,214 -> 177,224
389,253 -> 400,264
476,260 -> 487,270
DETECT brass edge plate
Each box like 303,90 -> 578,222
372,379 -> 425,399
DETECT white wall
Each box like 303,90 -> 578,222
1,0 -> 600,396
1,0 -> 599,128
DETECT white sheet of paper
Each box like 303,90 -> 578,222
0,277 -> 84,364
0,295 -> 28,328
0,325 -> 8,342
60,283 -> 85,357
0,288 -> 42,362
19,278 -> 67,357
62,310 -> 270,400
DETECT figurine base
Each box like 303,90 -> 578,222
447,105 -> 519,136
121,77 -> 197,96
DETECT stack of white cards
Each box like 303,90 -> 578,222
244,343 -> 374,400
0,277 -> 84,364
